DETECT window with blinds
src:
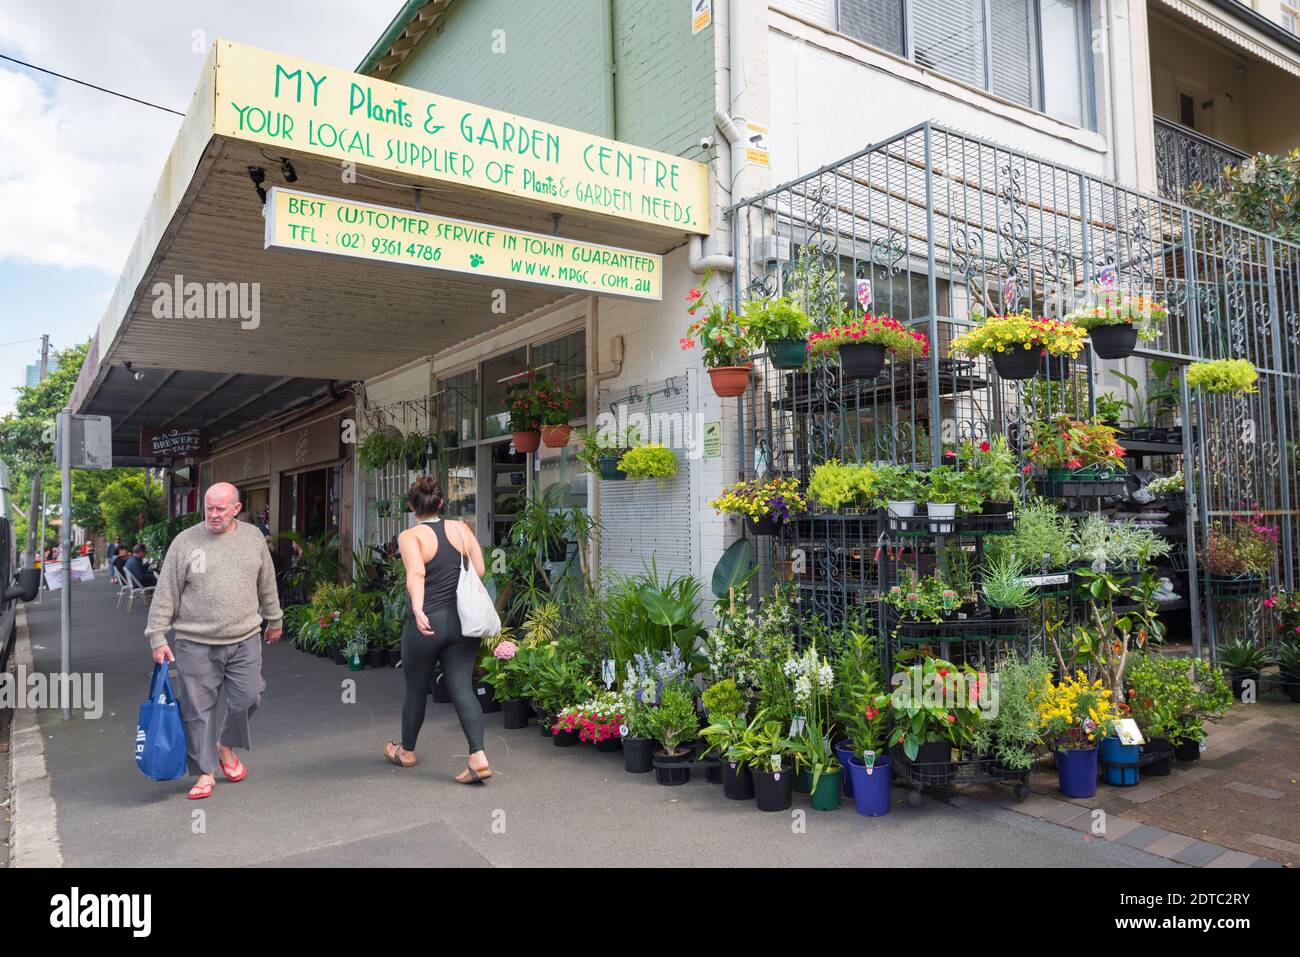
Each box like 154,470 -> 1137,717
835,0 -> 1091,127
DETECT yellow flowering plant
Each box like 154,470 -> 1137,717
1036,671 -> 1120,751
949,310 -> 1087,359
709,477 -> 807,522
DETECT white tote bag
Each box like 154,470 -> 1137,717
455,535 -> 501,638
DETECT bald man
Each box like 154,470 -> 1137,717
145,483 -> 283,800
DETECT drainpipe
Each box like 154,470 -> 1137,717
587,295 -> 624,582
601,0 -> 617,139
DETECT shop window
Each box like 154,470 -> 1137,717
481,347 -> 528,439
438,368 -> 478,446
532,330 -> 587,419
440,447 -> 477,526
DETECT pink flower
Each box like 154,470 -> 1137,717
678,337 -> 696,350
1264,598 -> 1276,608
492,640 -> 518,660
686,288 -> 702,303
1022,465 -> 1032,476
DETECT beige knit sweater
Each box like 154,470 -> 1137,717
145,520 -> 283,650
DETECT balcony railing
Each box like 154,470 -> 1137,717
1154,116 -> 1249,201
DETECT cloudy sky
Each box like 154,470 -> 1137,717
0,0 -> 401,414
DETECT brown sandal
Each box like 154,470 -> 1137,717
456,762 -> 492,784
384,741 -> 416,767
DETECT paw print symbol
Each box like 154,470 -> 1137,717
469,254 -> 485,268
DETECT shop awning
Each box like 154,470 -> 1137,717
70,39 -> 710,462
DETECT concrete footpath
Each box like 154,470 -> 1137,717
8,576 -> 1183,868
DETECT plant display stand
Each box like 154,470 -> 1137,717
892,749 -> 1031,805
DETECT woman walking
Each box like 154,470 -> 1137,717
384,476 -> 492,783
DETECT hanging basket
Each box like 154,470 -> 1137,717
990,344 -> 1043,380
839,342 -> 886,380
707,365 -> 753,398
768,338 -> 808,370
511,430 -> 541,453
597,455 -> 627,480
1088,323 -> 1139,360
540,424 -> 572,448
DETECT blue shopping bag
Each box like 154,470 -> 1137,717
135,664 -> 188,781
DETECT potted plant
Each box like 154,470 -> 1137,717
1277,640 -> 1300,704
949,310 -> 1087,380
616,443 -> 678,485
742,296 -> 812,369
1028,415 -> 1127,481
401,431 -> 436,471
922,466 -> 978,533
1185,358 -> 1258,394
575,691 -> 627,751
1037,671 -> 1119,798
505,371 -> 543,453
807,459 -> 876,512
886,570 -> 961,626
481,638 -> 531,728
343,634 -> 367,672
872,464 -> 924,530
781,646 -> 841,810
1094,392 -> 1130,427
1065,286 -> 1166,360
806,312 -> 929,381
1122,654 -> 1190,776
1173,660 -> 1232,760
959,435 -> 1019,514
972,653 -> 1050,780
1147,471 -> 1185,514
1219,638 -> 1271,699
575,424 -> 641,480
839,670 -> 894,816
700,678 -> 754,800
980,555 -> 1035,620
682,274 -> 756,397
357,429 -> 403,472
1201,516 -> 1276,595
728,711 -> 797,811
550,706 -> 586,747
709,476 -> 807,536
646,684 -> 699,785
887,655 -> 978,785
534,376 -> 579,448
621,686 -> 658,774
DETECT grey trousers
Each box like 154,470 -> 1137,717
174,635 -> 265,775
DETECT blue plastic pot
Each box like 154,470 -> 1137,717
1100,736 -> 1139,787
1056,747 -> 1099,798
847,754 -> 893,817
833,739 -> 856,798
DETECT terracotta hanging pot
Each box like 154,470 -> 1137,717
512,430 -> 541,453
708,364 -> 752,398
540,424 -> 573,448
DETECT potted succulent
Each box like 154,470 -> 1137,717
616,443 -> 678,485
980,555 -> 1036,621
1201,517 -> 1276,596
959,435 -> 1019,514
1276,640 -> 1300,704
1028,415 -> 1127,482
1064,284 -> 1166,360
1037,671 -> 1120,798
709,476 -> 807,536
575,424 -> 641,480
646,684 -> 699,786
949,309 -> 1087,380
700,678 -> 754,800
1185,358 -> 1258,395
505,371 -> 543,453
741,295 -> 812,369
682,274 -> 755,398
806,312 -> 929,381
728,711 -> 797,811
1218,638 -> 1271,699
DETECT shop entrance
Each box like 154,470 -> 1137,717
280,466 -> 341,544
241,485 -> 270,533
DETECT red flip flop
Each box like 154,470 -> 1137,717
188,782 -> 214,800
220,758 -> 247,782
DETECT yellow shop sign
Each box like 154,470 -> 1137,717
264,188 -> 663,300
215,40 -> 710,233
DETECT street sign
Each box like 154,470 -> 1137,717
56,414 -> 113,470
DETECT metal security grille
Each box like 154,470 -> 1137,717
596,374 -> 695,585
727,121 -> 1299,663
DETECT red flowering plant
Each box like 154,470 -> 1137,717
887,652 -> 986,759
681,270 -> 754,369
506,370 -> 579,429
1264,589 -> 1300,640
552,691 -> 627,743
957,433 -> 1019,503
1202,511 -> 1277,578
1027,415 -> 1127,474
806,312 -> 930,363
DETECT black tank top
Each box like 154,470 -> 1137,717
419,520 -> 462,610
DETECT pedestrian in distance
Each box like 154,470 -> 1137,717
145,482 -> 283,800
384,475 -> 492,784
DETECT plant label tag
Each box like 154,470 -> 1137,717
950,748 -> 960,762
601,659 -> 616,688
1114,718 -> 1144,746
476,687 -> 485,696
770,754 -> 782,773
862,749 -> 876,769
773,772 -> 780,781
618,724 -> 629,738
789,716 -> 805,736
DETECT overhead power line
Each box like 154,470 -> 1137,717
0,52 -> 184,116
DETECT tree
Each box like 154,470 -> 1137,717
99,471 -> 166,543
1186,150 -> 1300,243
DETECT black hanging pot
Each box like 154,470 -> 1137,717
991,344 -> 1043,380
1089,323 -> 1139,360
721,759 -> 755,801
597,455 -> 627,480
623,736 -> 655,773
501,698 -> 530,729
746,515 -> 779,536
981,499 -> 1013,516
1141,736 -> 1174,776
839,342 -> 886,381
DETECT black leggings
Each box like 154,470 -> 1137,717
400,604 -> 484,754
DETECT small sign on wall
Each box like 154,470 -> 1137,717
745,121 -> 770,167
692,0 -> 712,34
702,421 -> 721,458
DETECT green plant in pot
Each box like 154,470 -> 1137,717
922,465 -> 979,532
886,569 -> 959,625
1276,640 -> 1300,704
981,554 -> 1035,621
971,653 -> 1050,776
617,443 -> 678,485
959,434 -> 1019,512
887,653 -> 981,785
700,678 -> 755,798
1218,638 -> 1271,699
357,429 -> 403,471
807,459 -> 876,511
343,633 -> 367,672
401,430 -> 436,471
872,464 -> 924,529
727,710 -> 798,811
1027,415 -> 1127,480
782,645 -> 841,808
575,424 -> 641,480
742,296 -> 812,369
646,684 -> 699,785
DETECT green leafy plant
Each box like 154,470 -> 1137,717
871,464 -> 924,506
1111,361 -> 1181,428
923,465 -> 980,511
807,460 -> 877,509
617,444 -> 678,483
959,435 -> 1018,503
711,539 -> 758,617
741,296 -> 812,345
1124,655 -> 1231,745
646,684 -> 699,756
888,654 -> 984,759
574,423 -> 641,472
971,653 -> 1051,770
885,569 -> 958,624
1185,358 -> 1258,395
1094,392 -> 1130,425
1073,516 -> 1173,569
1185,149 -> 1300,243
681,271 -> 754,368
1028,416 -> 1127,472
989,498 -> 1074,570
701,678 -> 745,722
726,710 -> 796,772
358,429 -> 403,470
981,555 -> 1036,610
1218,638 -> 1271,672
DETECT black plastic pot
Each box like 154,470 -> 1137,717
1142,736 -> 1174,776
720,759 -> 755,800
623,736 -> 655,773
385,648 -> 401,667
552,727 -> 582,748
475,681 -> 501,713
752,763 -> 794,811
653,748 -> 694,786
1089,323 -> 1139,360
597,456 -> 627,481
1283,670 -> 1300,704
746,515 -> 779,536
501,698 -> 530,729
839,342 -> 886,380
1173,739 -> 1201,762
991,344 -> 1043,380
536,711 -> 554,737
329,646 -> 345,665
594,735 -> 623,752
315,647 -> 328,658
981,499 -> 1014,516
1230,668 -> 1260,700
366,648 -> 387,669
908,741 -> 957,786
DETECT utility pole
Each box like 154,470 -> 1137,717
23,334 -> 50,567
